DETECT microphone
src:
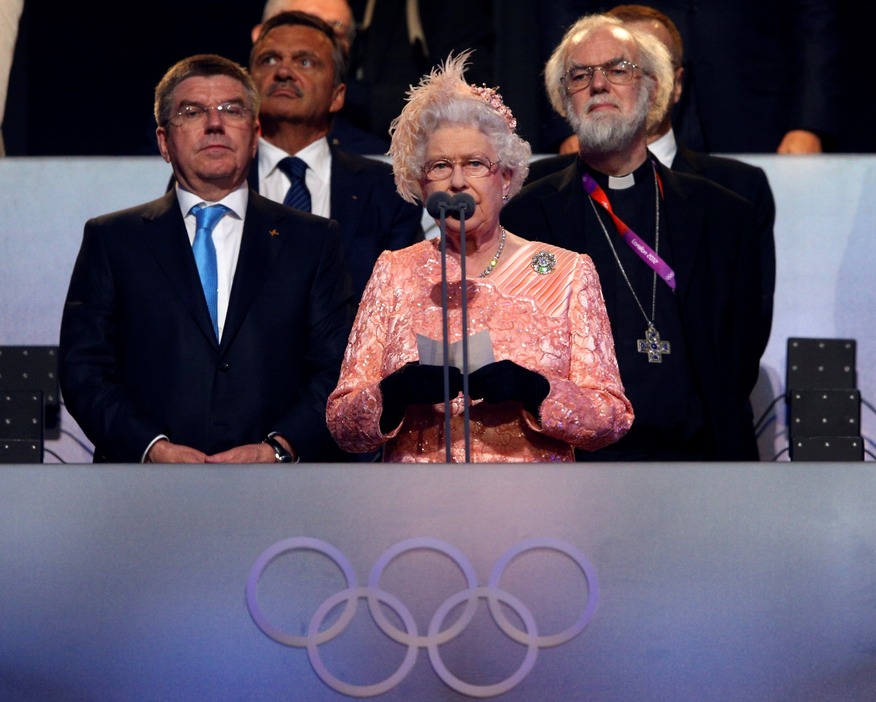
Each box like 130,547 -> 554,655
425,191 -> 453,218
449,193 -> 475,219
425,192 -> 476,220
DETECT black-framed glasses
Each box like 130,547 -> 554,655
423,156 -> 500,181
168,102 -> 253,130
562,60 -> 642,94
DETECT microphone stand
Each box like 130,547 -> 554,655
437,207 -> 453,463
457,209 -> 472,464
428,192 -> 474,463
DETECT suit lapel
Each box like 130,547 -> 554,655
658,165 -> 705,307
141,192 -> 218,345
222,192 -> 283,349
247,158 -> 260,192
329,150 -> 367,249
672,143 -> 706,178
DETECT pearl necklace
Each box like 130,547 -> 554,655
478,227 -> 507,278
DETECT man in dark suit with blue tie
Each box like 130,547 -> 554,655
59,53 -> 355,464
249,10 -> 424,302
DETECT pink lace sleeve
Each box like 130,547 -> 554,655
326,252 -> 399,453
533,254 -> 634,451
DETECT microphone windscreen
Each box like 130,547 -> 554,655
425,191 -> 453,218
448,193 -> 476,219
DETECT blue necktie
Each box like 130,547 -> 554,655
190,203 -> 229,339
278,156 -> 312,212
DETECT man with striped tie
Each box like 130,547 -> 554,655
249,10 -> 424,302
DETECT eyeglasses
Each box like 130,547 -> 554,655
168,102 -> 253,130
423,156 -> 500,181
562,60 -> 642,94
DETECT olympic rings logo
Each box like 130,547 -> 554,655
245,536 -> 599,698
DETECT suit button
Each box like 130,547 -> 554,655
219,362 -> 230,371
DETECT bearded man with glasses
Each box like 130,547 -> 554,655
59,53 -> 355,464
502,14 -> 766,462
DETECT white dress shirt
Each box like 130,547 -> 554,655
648,128 -> 678,169
177,183 -> 249,342
258,137 -> 332,217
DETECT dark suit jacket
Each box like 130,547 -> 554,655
327,114 -> 390,156
527,144 -> 776,358
501,159 -> 763,460
249,146 -> 424,301
672,144 -> 776,358
59,189 -> 355,463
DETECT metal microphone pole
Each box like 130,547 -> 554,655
457,207 -> 472,463
426,192 -> 475,463
437,206 -> 453,463
425,192 -> 455,462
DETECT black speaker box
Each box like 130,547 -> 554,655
786,338 -> 856,391
0,391 -> 44,440
0,439 -> 43,464
0,390 -> 44,463
0,346 -> 60,431
790,436 -> 864,462
788,389 -> 860,439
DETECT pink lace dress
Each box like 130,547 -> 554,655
326,238 -> 633,462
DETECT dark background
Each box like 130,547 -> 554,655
4,2 -> 262,156
4,0 -> 872,156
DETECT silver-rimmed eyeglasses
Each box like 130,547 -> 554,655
423,156 -> 500,181
562,60 -> 642,94
168,102 -> 253,130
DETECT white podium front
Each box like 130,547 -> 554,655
1,463 -> 875,701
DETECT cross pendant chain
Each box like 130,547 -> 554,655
586,169 -> 672,366
637,323 -> 671,363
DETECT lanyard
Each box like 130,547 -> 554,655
581,167 -> 676,292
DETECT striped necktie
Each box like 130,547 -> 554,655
277,156 -> 312,212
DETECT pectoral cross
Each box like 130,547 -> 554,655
637,323 -> 671,363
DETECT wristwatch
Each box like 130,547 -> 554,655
263,435 -> 294,463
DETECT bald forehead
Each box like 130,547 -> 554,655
626,18 -> 678,62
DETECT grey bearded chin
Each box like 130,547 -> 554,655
571,112 -> 640,152
566,87 -> 651,153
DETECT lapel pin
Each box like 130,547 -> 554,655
269,229 -> 280,237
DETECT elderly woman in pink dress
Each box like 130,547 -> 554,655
326,52 -> 633,462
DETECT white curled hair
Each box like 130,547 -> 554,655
388,50 -> 532,204
544,14 -> 673,134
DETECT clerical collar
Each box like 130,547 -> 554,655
609,173 -> 635,190
579,158 -> 655,191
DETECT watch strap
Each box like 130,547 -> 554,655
263,435 -> 294,463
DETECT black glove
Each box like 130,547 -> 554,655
468,360 -> 550,419
379,362 -> 463,432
